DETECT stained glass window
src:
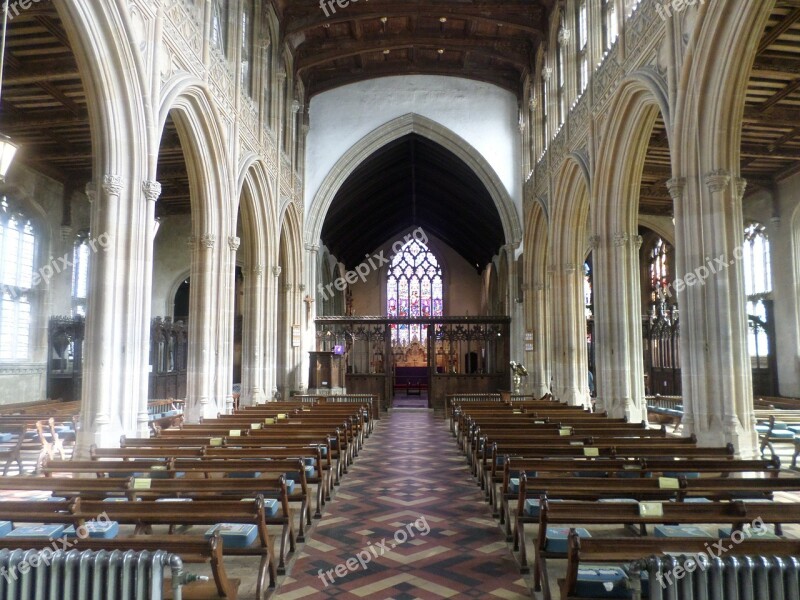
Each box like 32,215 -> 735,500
0,198 -> 35,361
584,260 -> 593,320
649,237 -> 671,301
387,238 -> 443,346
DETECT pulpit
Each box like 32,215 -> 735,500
307,351 -> 346,395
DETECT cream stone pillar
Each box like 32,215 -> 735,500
78,173 -> 152,452
529,280 -> 551,398
241,263 -> 266,405
185,233 -> 218,422
218,235 -> 240,415
549,262 -> 590,407
264,264 -> 281,399
592,232 -> 647,422
302,243 -> 319,391
675,171 -> 759,457
138,180 -> 162,435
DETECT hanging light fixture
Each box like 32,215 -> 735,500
0,1 -> 19,181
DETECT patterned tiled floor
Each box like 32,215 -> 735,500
274,411 -> 531,599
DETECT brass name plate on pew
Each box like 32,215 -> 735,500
570,441 -> 584,446
229,429 -> 241,437
658,477 -> 680,490
583,447 -> 599,457
264,418 -> 275,424
534,421 -> 545,424
277,414 -> 288,420
251,423 -> 262,430
133,478 -> 152,490
639,502 -> 663,517
559,428 -> 571,436
210,437 -> 223,447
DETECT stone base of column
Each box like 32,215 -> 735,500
685,414 -> 760,460
559,387 -> 591,409
598,396 -> 648,423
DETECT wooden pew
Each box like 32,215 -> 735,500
530,496 -> 800,599
561,529 -> 800,600
0,496 -> 278,595
0,533 -> 238,599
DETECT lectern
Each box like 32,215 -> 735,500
308,351 -> 345,395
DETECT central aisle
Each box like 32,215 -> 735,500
275,410 -> 531,599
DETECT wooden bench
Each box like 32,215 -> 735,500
0,533 -> 238,599
0,496 -> 278,596
531,497 -> 800,599
561,529 -> 800,600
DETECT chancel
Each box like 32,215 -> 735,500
0,0 -> 799,598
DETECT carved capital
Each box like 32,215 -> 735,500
704,169 -> 731,193
546,264 -> 557,274
60,225 -> 72,242
283,283 -> 293,293
291,100 -> 301,113
253,264 -> 264,276
228,235 -> 241,251
558,27 -> 571,46
735,177 -> 747,200
542,66 -> 552,82
298,283 -> 306,292
186,235 -> 196,249
102,175 -> 124,197
534,282 -> 546,292
200,233 -> 216,249
613,232 -> 630,247
564,263 -> 578,274
588,234 -> 601,249
529,95 -> 539,111
634,235 -> 643,250
666,177 -> 686,201
85,182 -> 97,203
272,265 -> 282,278
142,180 -> 162,203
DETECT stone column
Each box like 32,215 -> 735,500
138,180 -> 162,435
185,233 -> 218,422
241,263 -> 266,405
302,243 -> 319,391
219,235 -> 240,414
529,280 -> 551,398
78,172 -> 152,452
675,170 -> 758,457
593,231 -> 647,422
549,262 -> 589,407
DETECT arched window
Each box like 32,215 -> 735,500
240,0 -> 253,96
541,63 -> 549,146
557,35 -> 566,125
210,0 -> 228,55
583,259 -> 593,320
649,237 -> 671,303
576,0 -> 589,94
743,222 -> 772,365
0,198 -> 36,361
601,0 -> 618,51
387,238 -> 443,346
72,238 -> 91,317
